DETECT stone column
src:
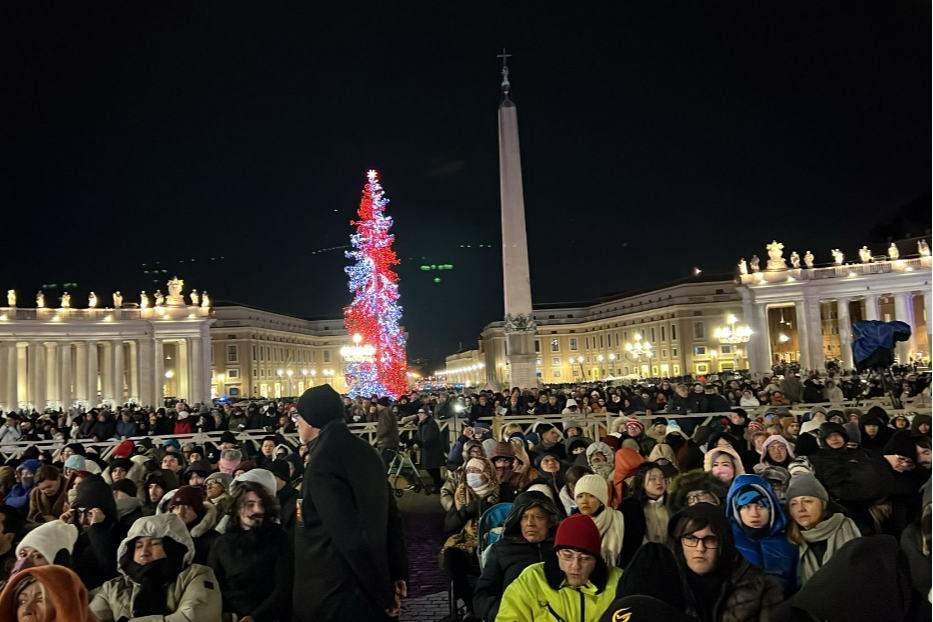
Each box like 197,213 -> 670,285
191,336 -> 204,405
863,294 -> 880,321
16,343 -> 27,410
100,342 -> 113,404
138,338 -> 154,407
177,339 -> 190,401
153,339 -> 165,406
112,340 -> 125,406
74,343 -> 88,405
6,343 -> 19,411
200,325 -> 212,404
127,340 -> 139,404
793,300 -> 811,371
45,342 -> 59,408
86,342 -> 99,406
59,342 -> 73,409
33,342 -> 47,411
836,297 -> 852,369
754,302 -> 771,375
893,292 -> 912,362
806,298 -> 825,371
0,343 -> 11,411
925,292 -> 932,359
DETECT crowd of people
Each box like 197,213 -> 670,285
0,384 -> 407,622
0,368 -> 927,621
423,375 -> 931,622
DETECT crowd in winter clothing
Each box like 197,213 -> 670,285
0,369 -> 929,621
0,383 -> 411,622
427,378 -> 931,622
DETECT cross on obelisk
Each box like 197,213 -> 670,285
497,48 -> 512,92
496,48 -> 537,389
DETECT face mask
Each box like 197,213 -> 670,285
11,556 -> 34,575
711,465 -> 734,482
20,476 -> 34,488
466,473 -> 485,489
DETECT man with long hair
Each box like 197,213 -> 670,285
207,477 -> 293,622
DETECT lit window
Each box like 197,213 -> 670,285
551,357 -> 561,365
695,346 -> 707,356
553,371 -> 561,378
550,339 -> 560,352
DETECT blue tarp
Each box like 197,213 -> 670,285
851,320 -> 911,365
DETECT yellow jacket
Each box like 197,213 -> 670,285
496,560 -> 622,622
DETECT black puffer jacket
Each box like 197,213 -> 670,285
473,491 -> 562,622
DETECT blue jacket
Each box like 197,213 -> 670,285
6,482 -> 34,510
727,474 -> 799,597
115,420 -> 137,439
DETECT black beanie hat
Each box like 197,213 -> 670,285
883,430 -> 918,461
109,458 -> 134,473
111,478 -> 137,497
819,422 -> 848,443
269,459 -> 291,483
297,385 -> 344,428
220,431 -> 238,445
72,474 -> 117,522
599,596 -> 689,622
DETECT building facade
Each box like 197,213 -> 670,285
439,278 -> 748,388
0,281 -> 213,411
208,304 -> 355,398
737,240 -> 931,376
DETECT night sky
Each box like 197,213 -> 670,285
2,3 -> 929,365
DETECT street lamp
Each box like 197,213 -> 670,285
625,333 -> 655,378
341,334 -> 376,397
715,314 -> 752,371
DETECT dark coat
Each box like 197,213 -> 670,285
473,492 -> 561,622
277,483 -> 300,532
207,522 -> 293,622
73,521 -> 128,591
416,415 -> 445,470
293,420 -> 409,621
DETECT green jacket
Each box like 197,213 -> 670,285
496,559 -> 622,622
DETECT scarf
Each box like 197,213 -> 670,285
589,504 -> 625,566
644,498 -> 670,544
27,479 -> 66,523
443,458 -> 500,556
799,513 -> 860,584
592,461 -> 615,483
125,554 -> 186,616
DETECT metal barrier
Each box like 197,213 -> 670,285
1,397 -> 927,461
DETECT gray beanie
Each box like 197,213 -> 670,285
785,473 -> 828,504
205,471 -> 233,491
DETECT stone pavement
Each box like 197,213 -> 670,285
397,483 -> 453,621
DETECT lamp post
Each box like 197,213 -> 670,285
340,333 -> 376,397
624,333 -> 654,378
714,314 -> 752,371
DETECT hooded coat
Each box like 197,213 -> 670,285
671,503 -> 784,622
207,520 -> 293,622
441,439 -> 485,512
293,419 -> 408,621
0,565 -> 94,622
89,514 -> 222,622
857,410 -> 894,453
416,412 -> 445,470
71,474 -> 129,591
727,474 -> 799,596
156,493 -> 220,565
473,491 -> 562,622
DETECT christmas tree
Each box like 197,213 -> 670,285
343,170 -> 409,398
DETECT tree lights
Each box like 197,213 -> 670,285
343,170 -> 409,398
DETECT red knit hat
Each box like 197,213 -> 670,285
625,416 -> 644,436
112,440 -> 134,459
554,513 -> 602,558
168,485 -> 205,516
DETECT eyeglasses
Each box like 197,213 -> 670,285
685,492 -> 717,505
682,535 -> 719,549
557,549 -> 596,564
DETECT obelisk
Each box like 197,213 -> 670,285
497,49 -> 538,389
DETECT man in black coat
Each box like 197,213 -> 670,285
414,408 -> 445,492
208,478 -> 293,622
473,491 -> 561,621
67,474 -> 129,591
293,385 -> 409,621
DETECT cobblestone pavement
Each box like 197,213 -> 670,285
397,483 -> 452,621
